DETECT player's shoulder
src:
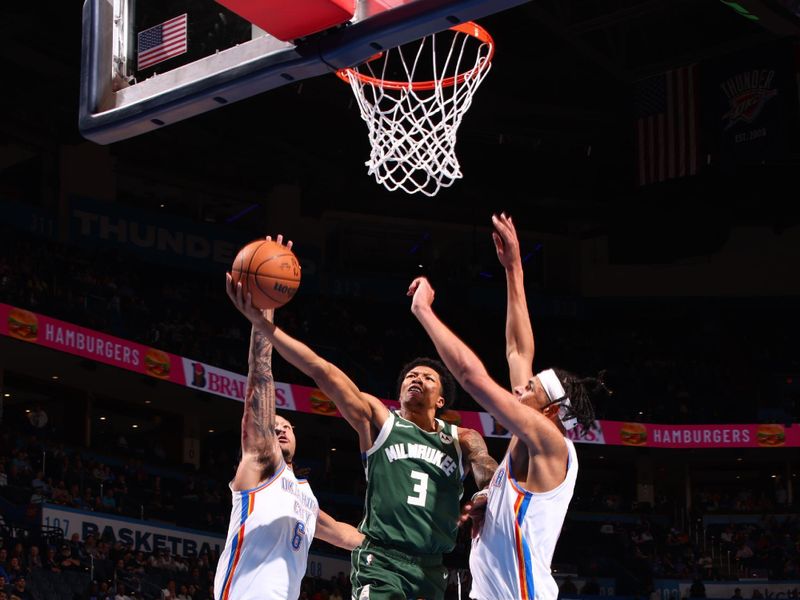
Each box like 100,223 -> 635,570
455,426 -> 487,449
456,426 -> 482,439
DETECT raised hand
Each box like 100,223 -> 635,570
407,276 -> 435,313
225,273 -> 271,327
491,213 -> 522,271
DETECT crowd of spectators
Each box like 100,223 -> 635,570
0,411 -> 798,599
0,528 -> 357,600
0,425 -> 230,534
1,225 -> 797,424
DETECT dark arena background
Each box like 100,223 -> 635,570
1,0 -> 800,599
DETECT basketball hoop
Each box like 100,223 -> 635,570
337,22 -> 494,196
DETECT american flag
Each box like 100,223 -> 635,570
634,64 -> 700,186
137,14 -> 188,71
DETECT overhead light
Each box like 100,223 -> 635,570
638,411 -> 643,415
25,409 -> 31,413
145,400 -> 152,404
331,448 -> 337,452
598,455 -> 604,460
132,424 -> 139,429
99,417 -> 107,421
771,474 -> 777,478
51,375 -> 59,380
208,429 -> 215,433
2,393 -> 9,398
159,203 -> 165,208
737,458 -> 743,462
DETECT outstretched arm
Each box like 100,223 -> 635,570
492,213 -> 534,390
315,510 -> 365,551
232,315 -> 281,490
226,262 -> 388,452
409,277 -> 562,453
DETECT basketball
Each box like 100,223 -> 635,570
230,239 -> 301,310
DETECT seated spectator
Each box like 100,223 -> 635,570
131,552 -> 147,574
731,589 -> 743,599
176,584 -> 192,600
25,547 -> 40,571
50,480 -> 70,504
114,583 -> 132,600
9,577 -> 29,600
98,489 -> 118,512
4,559 -> 25,583
58,544 -> 81,570
736,542 -> 754,567
44,548 -> 60,573
87,581 -> 106,600
162,580 -> 177,600
97,581 -> 112,599
30,472 -> 50,497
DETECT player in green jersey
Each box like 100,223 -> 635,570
226,277 -> 497,600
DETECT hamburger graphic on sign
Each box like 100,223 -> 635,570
620,422 -> 648,446
309,389 -> 337,415
144,348 -> 171,379
8,307 -> 38,342
756,424 -> 785,447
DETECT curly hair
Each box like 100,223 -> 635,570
552,368 -> 611,434
395,357 -> 457,415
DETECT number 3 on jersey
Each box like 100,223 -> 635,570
407,470 -> 429,507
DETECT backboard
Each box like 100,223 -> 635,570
79,0 -> 529,144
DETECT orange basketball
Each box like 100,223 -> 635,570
230,239 -> 301,310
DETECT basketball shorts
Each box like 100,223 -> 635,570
350,538 -> 448,600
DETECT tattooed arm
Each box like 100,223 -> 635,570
459,428 -> 498,490
227,235 -> 290,492
232,316 -> 281,491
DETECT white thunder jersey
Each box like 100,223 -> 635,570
214,462 -> 318,600
470,438 -> 578,600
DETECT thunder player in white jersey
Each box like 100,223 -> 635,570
410,215 -> 605,600
217,235 -> 364,600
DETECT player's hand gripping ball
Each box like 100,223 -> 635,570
230,238 -> 301,309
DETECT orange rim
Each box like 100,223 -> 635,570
336,21 -> 494,91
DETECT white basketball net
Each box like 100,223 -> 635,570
339,23 -> 493,196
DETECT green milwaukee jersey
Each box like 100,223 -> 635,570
359,411 -> 465,555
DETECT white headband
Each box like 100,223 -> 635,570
536,369 -> 578,431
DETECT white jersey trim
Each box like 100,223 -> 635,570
451,424 -> 465,481
228,461 -> 287,494
365,412 -> 395,458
